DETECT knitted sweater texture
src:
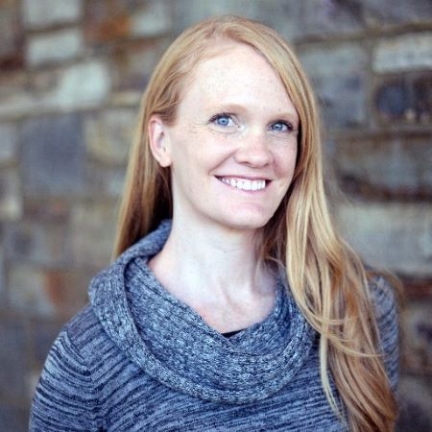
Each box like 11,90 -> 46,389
30,221 -> 398,431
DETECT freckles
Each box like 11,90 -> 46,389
186,121 -> 202,139
274,149 -> 296,174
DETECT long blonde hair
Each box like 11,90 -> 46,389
114,15 -> 398,431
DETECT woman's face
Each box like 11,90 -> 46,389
149,41 -> 299,234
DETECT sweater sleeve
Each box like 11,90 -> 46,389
29,328 -> 101,432
369,275 -> 399,393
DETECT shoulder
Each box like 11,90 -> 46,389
55,304 -> 119,367
35,302 -> 118,390
30,306 -> 106,431
65,304 -> 104,346
368,273 -> 399,322
367,272 -> 400,391
38,305 -> 108,381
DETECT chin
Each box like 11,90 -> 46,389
219,212 -> 274,232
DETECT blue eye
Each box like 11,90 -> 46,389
271,121 -> 292,132
210,113 -> 233,127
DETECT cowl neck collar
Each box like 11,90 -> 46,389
89,221 -> 315,404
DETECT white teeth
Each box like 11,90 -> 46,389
220,178 -> 266,191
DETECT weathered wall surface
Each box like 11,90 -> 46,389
0,1 -> 431,430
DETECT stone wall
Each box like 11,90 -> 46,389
0,1 -> 431,430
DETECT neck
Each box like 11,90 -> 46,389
149,217 -> 273,303
148,218 -> 278,333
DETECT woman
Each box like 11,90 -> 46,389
30,16 -> 399,432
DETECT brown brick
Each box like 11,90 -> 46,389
112,38 -> 170,91
0,0 -> 24,71
24,198 -> 70,223
7,264 -> 90,318
84,0 -> 163,43
401,277 -> 432,301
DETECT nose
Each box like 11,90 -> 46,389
234,130 -> 273,167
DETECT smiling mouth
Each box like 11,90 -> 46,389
218,177 -> 267,191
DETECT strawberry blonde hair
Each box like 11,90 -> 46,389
114,15 -> 398,431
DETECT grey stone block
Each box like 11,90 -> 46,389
131,1 -> 173,37
21,113 -> 85,195
337,202 -> 432,277
374,33 -> 432,73
85,108 -> 135,165
0,246 -> 4,307
49,61 -> 112,111
402,302 -> 432,374
374,73 -> 432,124
0,122 -> 18,164
29,319 -> 65,365
85,163 -> 126,197
172,0 -> 302,42
300,0 -> 365,37
0,61 -> 111,118
0,318 -> 28,401
335,134 -> 432,198
3,220 -> 71,266
0,169 -> 22,221
362,0 -> 432,26
26,28 -> 84,67
23,0 -> 83,29
71,201 -> 117,267
397,376 -> 432,431
8,264 -> 54,317
298,44 -> 368,128
0,403 -> 29,432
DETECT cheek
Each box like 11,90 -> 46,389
274,145 -> 298,177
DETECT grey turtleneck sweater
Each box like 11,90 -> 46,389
30,221 -> 398,431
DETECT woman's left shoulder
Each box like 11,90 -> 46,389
367,272 -> 399,321
367,272 -> 400,391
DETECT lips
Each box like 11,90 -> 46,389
218,177 -> 267,191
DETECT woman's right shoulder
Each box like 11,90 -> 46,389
55,304 -> 115,361
30,305 -> 107,431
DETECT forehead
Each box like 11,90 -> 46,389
191,41 -> 275,83
177,41 -> 295,114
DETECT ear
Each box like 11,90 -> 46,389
148,115 -> 172,167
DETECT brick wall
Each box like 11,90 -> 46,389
0,1 -> 431,430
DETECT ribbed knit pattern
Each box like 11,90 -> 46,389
30,221 -> 398,431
